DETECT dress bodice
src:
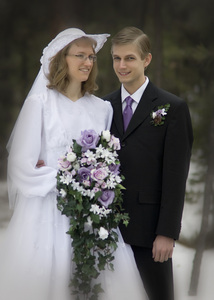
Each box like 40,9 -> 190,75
7,89 -> 113,204
40,90 -> 113,168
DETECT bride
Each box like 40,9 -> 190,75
0,28 -> 147,300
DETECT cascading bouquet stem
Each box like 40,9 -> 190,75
56,129 -> 129,300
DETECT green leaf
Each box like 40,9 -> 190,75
73,140 -> 82,154
90,214 -> 100,224
94,190 -> 102,200
92,283 -> 104,294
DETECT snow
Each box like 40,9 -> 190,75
0,180 -> 213,300
173,244 -> 214,300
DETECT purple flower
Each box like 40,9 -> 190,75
58,157 -> 71,171
93,187 -> 101,193
91,168 -> 108,183
108,135 -> 121,150
77,167 -> 91,182
151,104 -> 170,126
83,180 -> 91,187
108,163 -> 120,175
77,130 -> 99,152
98,190 -> 115,207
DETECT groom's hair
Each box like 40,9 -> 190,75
111,26 -> 151,60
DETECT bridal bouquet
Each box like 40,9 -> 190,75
56,129 -> 129,300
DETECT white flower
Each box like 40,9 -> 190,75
85,150 -> 96,162
152,112 -> 157,118
84,216 -> 93,232
60,173 -> 73,185
100,207 -> 112,216
86,216 -> 93,226
102,130 -> 111,142
89,193 -> 95,199
90,204 -> 101,215
98,227 -> 109,240
95,144 -> 105,157
161,108 -> 167,115
77,185 -> 85,194
115,175 -> 122,183
73,162 -> 80,170
71,180 -> 80,190
84,216 -> 94,233
83,189 -> 95,199
101,149 -> 111,158
106,178 -> 117,189
66,152 -> 77,162
98,149 -> 116,164
59,188 -> 67,198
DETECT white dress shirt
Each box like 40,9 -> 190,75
121,77 -> 149,113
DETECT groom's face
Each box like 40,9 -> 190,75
112,43 -> 150,93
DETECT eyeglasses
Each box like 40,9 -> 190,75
67,54 -> 97,63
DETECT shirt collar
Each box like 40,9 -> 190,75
121,77 -> 149,104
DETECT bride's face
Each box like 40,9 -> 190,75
65,39 -> 96,84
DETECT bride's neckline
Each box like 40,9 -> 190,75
60,91 -> 85,103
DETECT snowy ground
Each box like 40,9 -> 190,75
173,244 -> 214,300
0,181 -> 213,300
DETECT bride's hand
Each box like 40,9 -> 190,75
152,235 -> 174,263
36,160 -> 45,168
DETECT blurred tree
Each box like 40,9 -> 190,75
189,111 -> 214,295
159,0 -> 214,295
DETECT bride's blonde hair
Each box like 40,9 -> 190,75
47,37 -> 98,94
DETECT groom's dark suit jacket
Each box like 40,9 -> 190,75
105,81 -> 193,248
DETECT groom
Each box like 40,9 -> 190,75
104,27 -> 193,300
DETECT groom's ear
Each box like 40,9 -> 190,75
144,53 -> 152,68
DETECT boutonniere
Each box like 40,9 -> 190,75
151,103 -> 170,126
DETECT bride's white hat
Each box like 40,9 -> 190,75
41,28 -> 110,76
26,28 -> 110,97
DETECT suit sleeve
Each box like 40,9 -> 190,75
156,100 -> 193,239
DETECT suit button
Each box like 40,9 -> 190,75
121,142 -> 126,147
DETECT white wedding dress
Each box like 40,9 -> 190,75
0,89 -> 146,300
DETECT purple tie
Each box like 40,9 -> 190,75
123,96 -> 134,131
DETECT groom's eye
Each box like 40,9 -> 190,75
113,56 -> 121,61
126,56 -> 135,61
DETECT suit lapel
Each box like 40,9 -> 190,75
122,82 -> 158,140
110,89 -> 124,136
